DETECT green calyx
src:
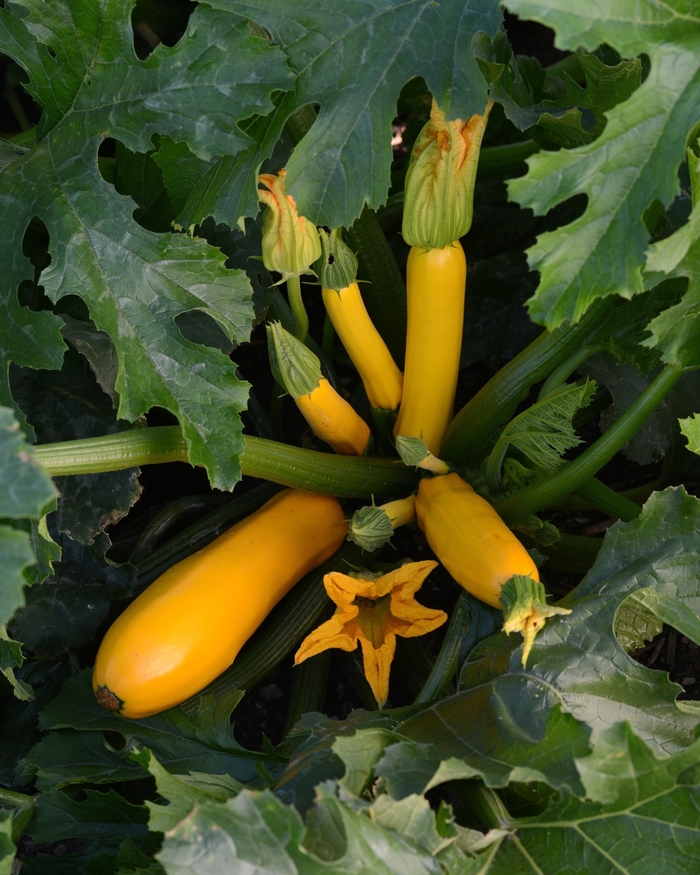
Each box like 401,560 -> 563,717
347,505 -> 394,552
500,575 -> 572,667
315,227 -> 358,291
395,435 -> 450,474
266,322 -> 322,399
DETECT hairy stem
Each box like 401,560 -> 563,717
286,274 -> 308,342
32,427 -> 419,499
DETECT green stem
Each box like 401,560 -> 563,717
485,436 -> 509,494
129,495 -> 224,565
280,650 -> 331,756
442,297 -> 616,464
0,787 -> 34,809
32,427 -> 419,499
414,594 -> 469,704
574,477 -> 641,521
537,343 -> 607,400
465,785 -> 512,830
496,365 -> 683,525
286,274 -> 308,342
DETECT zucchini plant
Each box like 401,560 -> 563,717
2,0 -> 700,872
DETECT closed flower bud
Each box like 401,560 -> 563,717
402,99 -> 492,250
259,169 -> 321,281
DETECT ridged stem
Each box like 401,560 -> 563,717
574,477 -> 641,522
280,650 -> 331,756
442,297 -> 616,463
32,427 -> 419,499
537,343 -> 607,400
496,365 -> 683,525
286,274 -> 308,342
414,594 -> 470,704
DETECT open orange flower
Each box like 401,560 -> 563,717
295,560 -> 447,707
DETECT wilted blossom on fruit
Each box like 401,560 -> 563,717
402,99 -> 492,250
258,169 -> 321,281
295,560 -> 446,707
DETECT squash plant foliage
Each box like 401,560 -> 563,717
2,0 -> 700,872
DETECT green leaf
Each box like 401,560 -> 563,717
643,198 -> 700,368
458,487 -> 700,755
8,533 -> 135,656
680,413 -> 700,454
0,628 -> 32,701
132,748 -> 242,834
157,783 -> 444,875
21,671 -> 271,790
211,0 -> 503,227
476,32 -> 642,149
506,0 -> 700,329
0,406 -> 57,629
495,379 -> 595,472
20,789 -> 148,875
0,0 -> 296,488
613,594 -> 663,653
0,812 -> 16,875
13,349 -> 143,545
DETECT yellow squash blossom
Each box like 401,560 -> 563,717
295,560 -> 447,707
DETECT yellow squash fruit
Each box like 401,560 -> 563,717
93,489 -> 348,718
322,282 -> 403,410
295,377 -> 371,456
415,473 -> 539,608
394,242 -> 466,456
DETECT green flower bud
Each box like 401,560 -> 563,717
259,170 -> 321,281
402,99 -> 492,250
266,322 -> 322,399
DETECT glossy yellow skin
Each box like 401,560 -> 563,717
93,489 -> 348,718
415,473 -> 539,608
295,377 -> 371,455
322,282 -> 403,410
394,242 -> 466,456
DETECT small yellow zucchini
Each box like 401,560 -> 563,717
93,489 -> 348,718
415,473 -> 539,608
394,242 -> 466,456
322,282 -> 403,410
295,376 -> 371,456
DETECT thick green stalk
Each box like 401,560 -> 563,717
442,297 -> 616,463
32,427 -> 419,499
537,343 -> 607,400
286,274 -> 308,342
280,650 -> 331,756
574,477 -> 641,522
414,594 -> 469,704
496,365 -> 683,524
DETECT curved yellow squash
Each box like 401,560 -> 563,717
415,473 -> 539,608
295,377 -> 371,456
93,489 -> 348,718
394,242 -> 466,456
322,282 -> 403,410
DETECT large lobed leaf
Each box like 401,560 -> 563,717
506,0 -> 700,344
0,0 -> 294,488
184,0 -> 503,228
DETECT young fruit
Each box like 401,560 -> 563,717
394,242 -> 466,456
415,472 -> 539,608
93,489 -> 348,718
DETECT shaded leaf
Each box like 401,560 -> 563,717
209,0 -> 503,227
506,0 -> 700,329
680,413 -> 700,455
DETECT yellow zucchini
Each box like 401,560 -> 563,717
93,489 -> 348,718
